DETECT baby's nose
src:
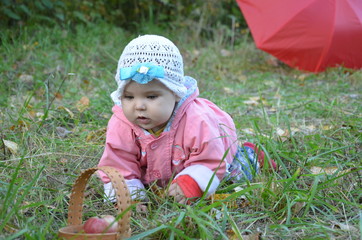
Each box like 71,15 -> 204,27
135,100 -> 146,110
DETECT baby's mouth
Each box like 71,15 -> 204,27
136,116 -> 151,124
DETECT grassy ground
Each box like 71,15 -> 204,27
0,23 -> 361,240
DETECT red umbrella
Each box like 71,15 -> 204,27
236,0 -> 362,72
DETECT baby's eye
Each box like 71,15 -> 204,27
147,95 -> 158,99
123,95 -> 134,100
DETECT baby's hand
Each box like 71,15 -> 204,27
169,175 -> 203,204
168,183 -> 187,204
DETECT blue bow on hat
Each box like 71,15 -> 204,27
120,63 -> 165,84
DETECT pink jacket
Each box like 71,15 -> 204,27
98,81 -> 238,196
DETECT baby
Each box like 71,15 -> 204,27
97,35 -> 276,204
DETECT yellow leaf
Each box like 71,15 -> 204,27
223,87 -> 234,94
213,193 -> 231,201
86,127 -> 107,143
243,99 -> 259,106
3,140 -> 18,155
76,96 -> 90,113
58,106 -> 74,118
322,125 -> 333,130
267,107 -> 277,113
241,128 -> 255,135
4,223 -> 18,234
276,128 -> 286,136
238,74 -> 247,83
212,194 -> 237,208
227,229 -> 261,240
249,96 -> 261,101
276,128 -> 290,142
310,166 -> 338,175
19,74 -> 33,82
240,128 -> 270,138
290,127 -> 301,134
243,97 -> 260,106
243,96 -> 267,106
297,73 -> 310,81
149,183 -> 166,198
28,110 -> 37,119
305,125 -> 316,133
54,92 -> 63,100
332,221 -> 359,232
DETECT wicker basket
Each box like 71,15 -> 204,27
58,166 -> 131,239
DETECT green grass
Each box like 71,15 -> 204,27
1,23 -> 361,240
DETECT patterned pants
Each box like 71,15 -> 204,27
226,145 -> 260,182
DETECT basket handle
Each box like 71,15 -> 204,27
67,166 -> 131,238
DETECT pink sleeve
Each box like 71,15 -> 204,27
97,114 -> 141,183
174,102 -> 238,196
182,111 -> 237,181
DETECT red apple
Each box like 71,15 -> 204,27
83,215 -> 118,234
102,215 -> 118,233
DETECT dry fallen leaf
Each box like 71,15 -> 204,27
192,49 -> 201,57
212,194 -> 238,208
305,125 -> 317,133
292,201 -> 306,214
220,49 -> 232,57
297,74 -> 307,81
241,128 -> 255,135
86,127 -> 107,143
56,127 -> 72,138
311,167 -> 353,177
149,183 -> 166,198
58,106 -> 74,118
238,74 -> 247,83
76,96 -> 90,112
60,158 -> 68,165
243,99 -> 259,106
227,229 -> 261,240
267,107 -> 277,114
276,128 -> 286,136
28,110 -> 37,119
243,96 -> 268,106
4,223 -> 18,234
223,87 -> 235,94
322,125 -> 333,130
250,96 -> 260,101
19,74 -> 34,83
266,56 -> 280,67
240,128 -> 270,138
3,140 -> 19,155
54,92 -> 63,100
9,120 -> 29,132
331,221 -> 358,232
310,166 -> 339,175
290,127 -> 302,134
276,128 -> 290,142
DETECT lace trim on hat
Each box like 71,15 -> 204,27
164,76 -> 198,132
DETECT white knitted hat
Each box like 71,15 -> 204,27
111,35 -> 187,104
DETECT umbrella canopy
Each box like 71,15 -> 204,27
236,0 -> 362,72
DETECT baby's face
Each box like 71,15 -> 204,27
121,80 -> 178,132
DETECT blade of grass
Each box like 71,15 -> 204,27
302,175 -> 320,217
306,145 -> 352,162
